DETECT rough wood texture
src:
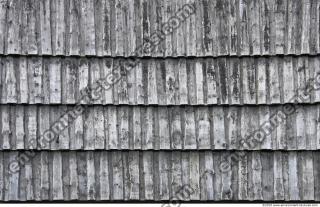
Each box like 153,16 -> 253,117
0,104 -> 318,150
0,151 -> 317,201
0,56 -> 319,105
0,0 -> 318,56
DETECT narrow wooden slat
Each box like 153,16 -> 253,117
296,107 -> 306,150
313,151 -> 320,201
306,105 -> 317,150
212,106 -> 226,149
28,58 -> 43,104
90,58 -> 102,104
58,106 -> 69,150
158,107 -> 170,149
274,0 -> 286,54
218,58 -> 229,104
300,152 -> 315,200
80,0 -> 96,55
159,152 -> 170,200
249,0 -> 260,55
187,59 -> 196,105
301,0 -> 311,54
259,106 -> 272,149
274,152 -> 284,200
226,107 -> 239,149
40,152 -> 49,200
17,57 -> 28,103
195,59 -> 204,104
196,107 -> 211,149
78,58 -> 89,104
282,57 -> 295,103
251,152 -> 263,200
259,0 -> 272,55
261,152 -> 274,201
238,0 -> 250,55
242,58 -> 256,104
86,152 -> 96,200
228,0 -> 238,55
62,58 -> 77,104
70,106 -> 84,150
67,0 -> 80,55
6,0 -> 21,54
118,106 -> 129,149
257,58 -> 267,104
77,152 -> 87,200
142,151 -> 153,200
26,105 -> 37,150
0,0 -> 7,53
2,57 -> 16,103
170,107 -> 182,149
147,60 -> 158,104
39,0 -> 51,54
221,152 -> 232,200
52,152 -> 63,200
93,106 -> 105,149
84,107 -> 94,150
50,0 -> 65,55
229,58 -> 241,104
49,58 -> 62,104
127,151 -> 139,200
98,151 -> 109,200
184,106 -> 197,149
141,107 -> 154,149
205,58 -> 218,104
189,152 -> 200,200
269,57 -> 281,104
107,106 -> 118,149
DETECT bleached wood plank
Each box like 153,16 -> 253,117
40,152 -> 49,200
15,106 -> 25,150
196,107 -> 211,149
313,151 -> 320,201
282,57 -> 295,103
166,59 -> 176,105
39,0 -> 51,54
86,152 -> 96,200
79,0 -> 96,55
226,107 -> 239,149
229,58 -> 241,104
50,0 -> 65,55
170,107 -> 182,149
257,58 -> 267,104
83,107 -> 94,150
251,152 -> 263,200
68,152 -> 78,200
136,61 -> 146,104
269,57 -> 281,104
52,152 -> 63,200
77,152 -> 87,200
67,0 -> 80,55
221,152 -> 232,200
274,0 -> 286,54
259,0 -> 272,54
127,151 -> 139,200
89,58 -> 102,104
218,58 -> 229,104
205,58 -> 218,104
26,105 -> 37,150
306,105 -> 317,150
142,151 -> 153,200
62,58 -> 77,104
132,106 -> 141,149
147,60 -> 158,104
261,152 -> 274,201
178,59 -> 188,104
17,57 -> 28,103
259,106 -> 272,149
58,107 -> 69,150
184,106 -> 196,149
118,106 -> 129,149
212,152 -> 222,200
187,59 -> 196,105
301,0 -> 311,54
28,58 -> 43,104
6,0 -> 21,54
78,58 -> 89,104
189,152 -> 199,200
0,0 -> 7,53
242,58 -> 256,104
301,152 -> 315,200
49,58 -> 62,104
212,106 -> 226,149
273,152 -> 284,200
7,152 -> 19,200
228,0 -> 238,55
69,106 -> 84,150
38,106 -> 50,150
107,106 -> 118,149
142,107 -> 154,149
238,0 -> 250,55
249,0 -> 260,55
195,59 -> 204,104
159,152 -> 170,200
296,107 -> 306,150
2,57 -> 16,103
158,107 -> 170,149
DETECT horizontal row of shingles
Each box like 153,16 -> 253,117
0,151 -> 318,201
0,0 -> 319,57
1,104 -> 319,150
1,56 -> 320,105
